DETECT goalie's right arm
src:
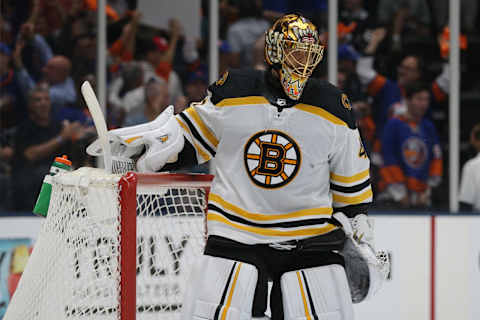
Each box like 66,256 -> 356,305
87,93 -> 222,172
87,105 -> 187,172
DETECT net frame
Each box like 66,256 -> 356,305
119,172 -> 213,320
4,168 -> 213,320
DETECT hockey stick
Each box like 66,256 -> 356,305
81,81 -> 113,173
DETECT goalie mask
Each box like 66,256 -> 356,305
265,14 -> 325,100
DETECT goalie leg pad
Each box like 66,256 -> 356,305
280,264 -> 354,320
181,255 -> 258,320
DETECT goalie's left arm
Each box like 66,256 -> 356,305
328,107 -> 389,302
329,124 -> 373,219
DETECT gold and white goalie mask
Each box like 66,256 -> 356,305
265,14 -> 325,100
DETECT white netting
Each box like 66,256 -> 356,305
134,182 -> 207,319
4,167 -> 209,320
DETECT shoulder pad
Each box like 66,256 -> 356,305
208,69 -> 264,105
300,79 -> 357,129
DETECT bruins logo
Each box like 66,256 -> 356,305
341,93 -> 352,110
244,130 -> 301,188
215,71 -> 229,86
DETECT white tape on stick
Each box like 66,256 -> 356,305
81,81 -> 112,173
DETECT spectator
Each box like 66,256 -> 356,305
459,124 -> 480,212
70,32 -> 97,81
378,82 -> 442,209
351,97 -> 375,154
10,85 -> 82,211
377,0 -> 432,51
124,80 -> 170,126
356,28 -> 402,133
13,26 -> 77,115
0,127 -> 15,209
357,28 -> 450,138
226,0 -> 269,68
108,10 -> 142,68
0,11 -> 14,45
169,65 -> 210,115
109,61 -> 147,124
0,42 -> 22,128
55,2 -> 97,78
184,66 -> 208,106
139,20 -> 184,105
337,44 -> 363,101
339,0 -> 377,52
251,35 -> 267,70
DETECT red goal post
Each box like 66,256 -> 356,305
5,168 -> 213,320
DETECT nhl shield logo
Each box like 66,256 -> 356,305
244,130 -> 301,188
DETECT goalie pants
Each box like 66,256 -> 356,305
204,233 -> 346,319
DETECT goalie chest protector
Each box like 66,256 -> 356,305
176,69 -> 372,245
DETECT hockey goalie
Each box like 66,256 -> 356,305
89,14 -> 390,320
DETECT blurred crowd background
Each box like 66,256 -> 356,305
0,0 -> 479,213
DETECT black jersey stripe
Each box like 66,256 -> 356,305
330,179 -> 371,194
179,112 -> 216,157
208,204 -> 333,229
301,270 -> 319,320
332,203 -> 370,218
213,262 -> 237,320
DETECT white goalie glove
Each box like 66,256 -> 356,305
87,105 -> 184,172
333,212 -> 390,303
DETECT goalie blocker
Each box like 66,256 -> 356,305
87,105 -> 185,172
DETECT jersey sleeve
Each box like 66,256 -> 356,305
175,95 -> 222,164
329,126 -> 373,217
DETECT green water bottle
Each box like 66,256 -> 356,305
33,155 -> 72,217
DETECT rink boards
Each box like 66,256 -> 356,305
0,214 -> 479,320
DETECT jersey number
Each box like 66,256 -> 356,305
359,137 -> 368,159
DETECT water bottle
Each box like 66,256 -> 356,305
33,155 -> 72,217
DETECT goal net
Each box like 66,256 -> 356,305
4,167 -> 213,320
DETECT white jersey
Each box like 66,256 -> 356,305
176,70 -> 372,244
459,153 -> 480,211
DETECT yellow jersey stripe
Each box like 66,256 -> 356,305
207,212 -> 338,237
297,272 -> 312,320
176,118 -> 212,162
221,263 -> 242,320
294,104 -> 347,126
216,96 -> 269,107
185,107 -> 219,148
332,188 -> 373,204
209,193 -> 333,221
330,169 -> 370,184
